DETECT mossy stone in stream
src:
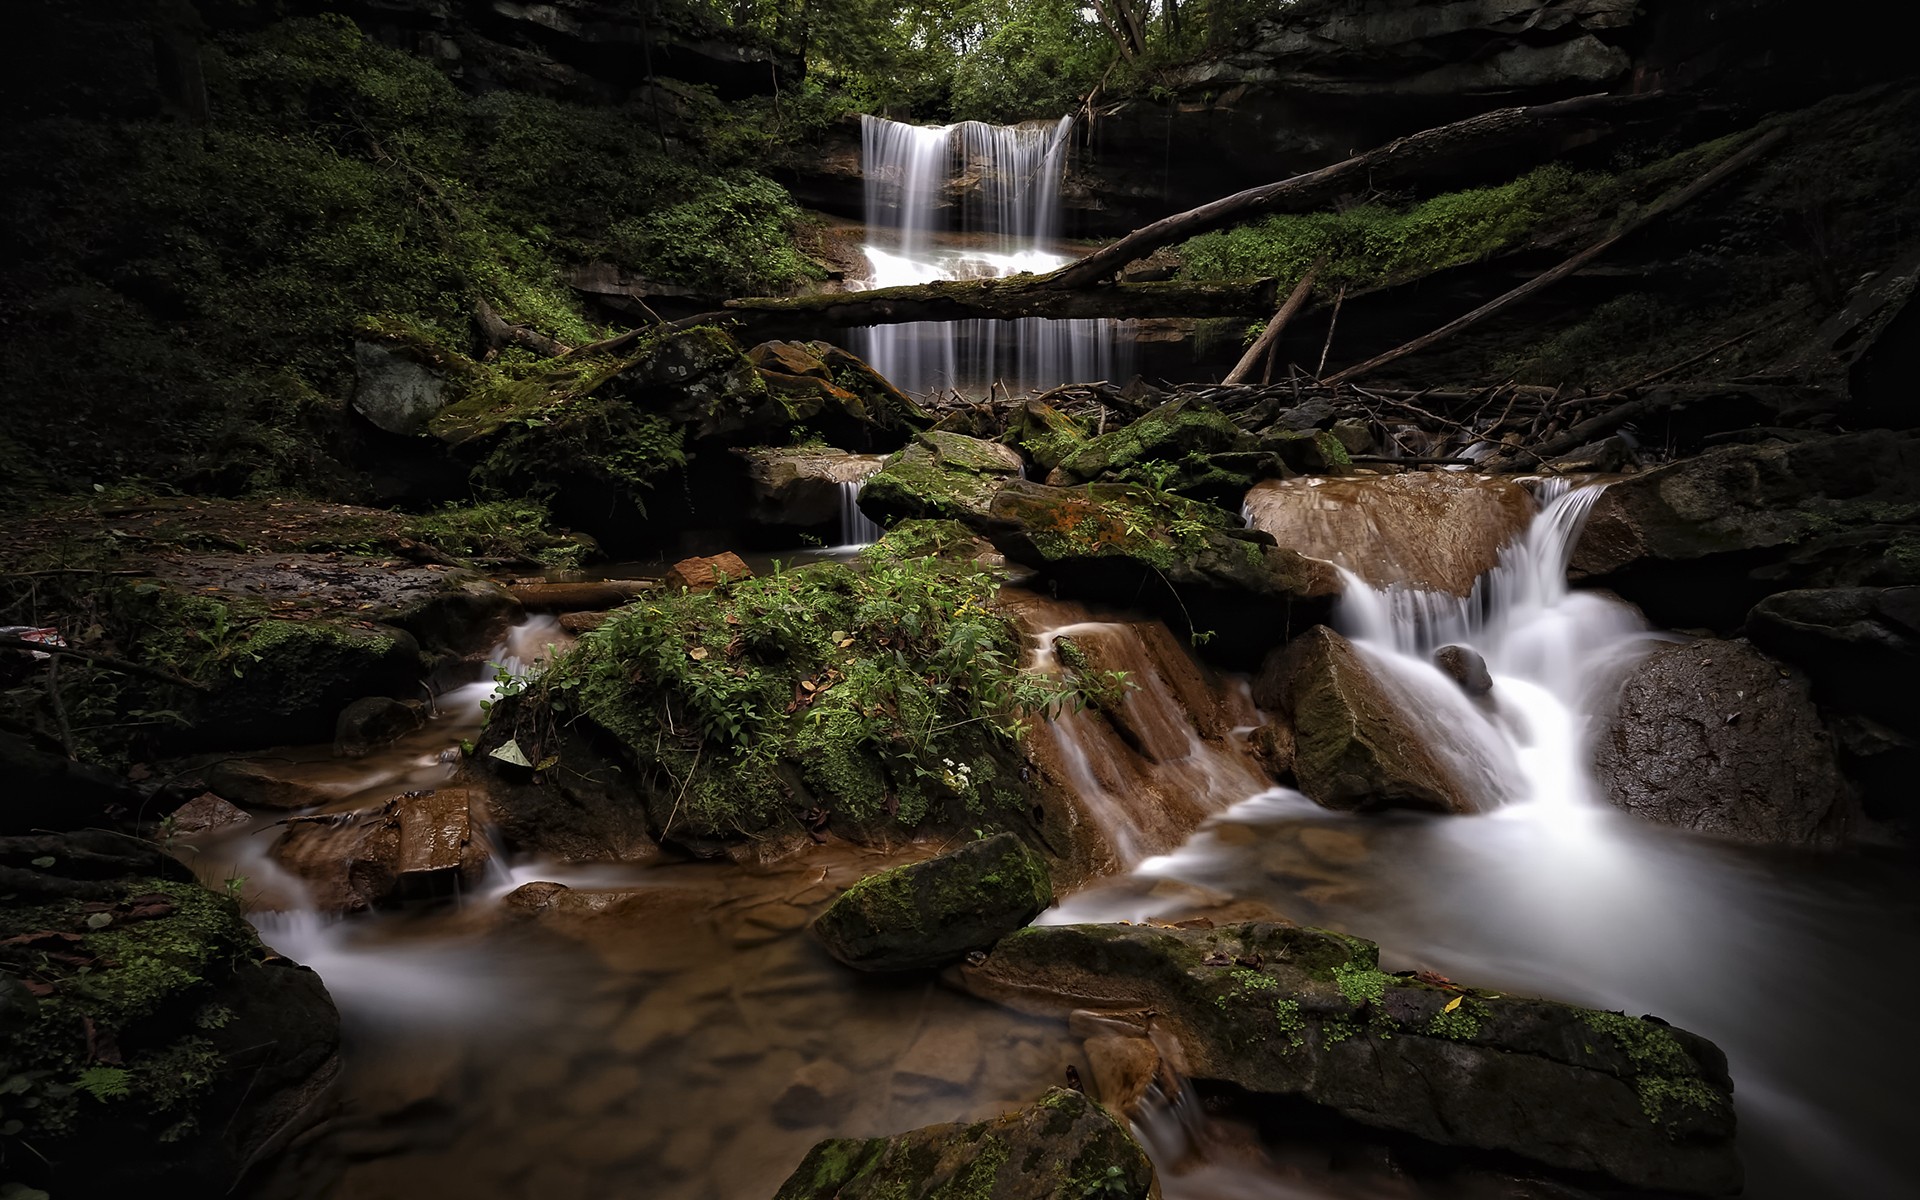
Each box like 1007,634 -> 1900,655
771,1086 -> 1153,1200
966,922 -> 1740,1196
812,833 -> 1053,972
1048,398 -> 1258,498
859,432 -> 1026,525
1002,400 -> 1090,471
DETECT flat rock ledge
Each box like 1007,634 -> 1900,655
964,922 -> 1741,1197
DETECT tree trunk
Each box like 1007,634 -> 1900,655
1223,260 -> 1322,385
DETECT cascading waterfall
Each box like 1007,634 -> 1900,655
835,478 -> 883,548
857,114 -> 1128,396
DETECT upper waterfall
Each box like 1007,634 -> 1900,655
856,114 -> 1128,397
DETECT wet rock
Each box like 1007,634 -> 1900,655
1003,400 -> 1090,470
747,340 -> 929,447
1595,639 -> 1848,845
558,610 -> 608,634
662,551 -> 753,592
269,788 -> 491,913
1330,417 -> 1373,455
165,792 -> 251,836
1433,644 -> 1493,696
352,337 -> 448,436
1048,398 -> 1258,501
859,431 -> 1026,526
812,833 -> 1053,972
501,880 -> 573,916
965,922 -> 1739,1197
333,696 -> 426,758
1257,627 -> 1476,813
737,446 -> 886,527
772,1058 -> 857,1129
771,1087 -> 1154,1200
1242,472 -> 1535,597
206,758 -> 340,810
0,724 -> 129,835
892,1022 -> 982,1096
1249,721 -> 1296,781
1572,430 -> 1920,628
1745,586 -> 1920,736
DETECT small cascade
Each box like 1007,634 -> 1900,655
1338,479 -> 1668,813
857,114 -> 1128,396
835,477 -> 883,548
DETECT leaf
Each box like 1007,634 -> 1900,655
85,912 -> 113,930
534,755 -> 560,771
688,646 -> 709,661
1443,995 -> 1463,1013
800,680 -> 817,692
75,1066 -> 132,1101
488,740 -> 532,768
837,637 -> 855,649
829,630 -> 848,642
29,856 -> 54,869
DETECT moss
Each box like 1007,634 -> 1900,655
1584,1010 -> 1729,1127
1425,1001 -> 1483,1042
401,499 -> 591,568
1332,962 -> 1391,1009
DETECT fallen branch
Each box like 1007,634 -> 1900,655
1224,261 -> 1323,386
1321,127 -> 1787,386
0,636 -> 209,691
1045,93 -> 1650,290
474,299 -> 573,359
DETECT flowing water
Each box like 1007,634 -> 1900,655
856,114 -> 1128,396
836,477 -> 884,549
203,482 -> 1920,1200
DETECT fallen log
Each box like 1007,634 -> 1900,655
708,277 -> 1284,338
1224,261 -> 1323,385
506,580 -> 655,611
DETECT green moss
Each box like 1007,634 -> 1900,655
1425,1001 -> 1483,1042
1584,1010 -> 1729,1126
1332,962 -> 1390,1009
401,499 -> 590,568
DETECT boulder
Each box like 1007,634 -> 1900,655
205,758 -> 340,811
352,337 -> 449,435
1745,586 -> 1920,736
1241,472 -> 1536,597
1048,398 -> 1258,500
858,431 -> 1027,525
1572,431 -> 1920,628
811,833 -> 1053,972
1257,627 -> 1477,813
736,446 -> 886,527
1433,644 -> 1493,696
269,788 -> 491,913
333,696 -> 426,758
748,340 -> 930,447
662,551 -> 753,591
165,792 -> 252,836
1002,400 -> 1090,470
771,1087 -> 1153,1200
1594,639 -> 1848,845
964,922 -> 1739,1197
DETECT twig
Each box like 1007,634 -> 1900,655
1314,285 -> 1346,380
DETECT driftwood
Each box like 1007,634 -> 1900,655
1320,128 -> 1787,386
1224,261 -> 1322,385
507,580 -> 655,611
1044,93 -> 1650,290
475,299 -> 573,358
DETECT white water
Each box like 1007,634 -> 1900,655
835,478 -> 883,548
857,114 -> 1127,396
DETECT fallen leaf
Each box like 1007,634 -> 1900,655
1443,995 -> 1464,1013
85,913 -> 113,930
837,637 -> 855,649
688,646 -> 709,661
800,679 -> 817,692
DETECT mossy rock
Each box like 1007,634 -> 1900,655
812,833 -> 1053,972
772,1086 -> 1153,1200
859,433 -> 1024,526
1002,400 -> 1090,471
1049,398 -> 1258,496
968,922 -> 1739,1196
0,833 -> 339,1194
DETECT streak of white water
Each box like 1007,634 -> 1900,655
857,114 -> 1127,395
836,478 -> 883,549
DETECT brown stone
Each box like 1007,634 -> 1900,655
205,757 -> 340,810
557,610 -> 608,634
662,552 -> 752,592
165,792 -> 251,836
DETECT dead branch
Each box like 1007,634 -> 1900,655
0,636 -> 209,691
1224,261 -> 1323,385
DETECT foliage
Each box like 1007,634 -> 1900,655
513,540 -> 1078,839
401,500 -> 590,568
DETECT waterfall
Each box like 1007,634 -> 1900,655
835,478 -> 883,548
1337,479 -> 1668,813
857,114 -> 1128,397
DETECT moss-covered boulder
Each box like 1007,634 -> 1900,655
737,446 -> 888,527
859,431 -> 1028,525
812,833 -> 1053,972
966,922 -> 1740,1197
749,340 -> 931,448
1003,400 -> 1090,471
772,1086 -> 1153,1200
1049,398 -> 1266,500
0,832 -> 340,1195
1256,626 -> 1478,813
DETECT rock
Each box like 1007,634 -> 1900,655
771,1087 -> 1154,1200
892,1022 -> 982,1095
165,793 -> 251,836
771,1058 -> 857,1129
1249,721 -> 1296,781
0,836 -> 339,1195
1257,627 -> 1476,813
1572,430 -> 1920,628
558,610 -> 608,634
507,580 -> 654,611
811,833 -> 1053,972
1048,398 -> 1258,501
1595,640 -> 1848,844
662,551 -> 753,592
333,696 -> 426,758
205,758 -> 340,811
737,446 -> 887,527
352,337 -> 449,435
1242,472 -> 1536,597
0,724 -> 130,835
747,340 -> 930,447
269,788 -> 491,913
1745,587 -> 1920,736
964,922 -> 1739,1197
1433,644 -> 1493,696
858,431 -> 1027,526
1330,417 -> 1373,455
1003,400 -> 1090,470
